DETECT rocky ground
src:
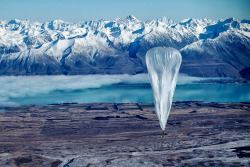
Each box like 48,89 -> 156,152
0,102 -> 250,167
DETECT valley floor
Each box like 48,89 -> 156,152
0,102 -> 250,167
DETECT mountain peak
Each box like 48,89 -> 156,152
180,18 -> 193,24
126,15 -> 139,22
48,19 -> 67,26
8,19 -> 22,25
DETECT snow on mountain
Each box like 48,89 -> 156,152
0,16 -> 249,79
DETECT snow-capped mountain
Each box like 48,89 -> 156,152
0,16 -> 249,79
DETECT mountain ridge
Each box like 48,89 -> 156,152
0,16 -> 249,79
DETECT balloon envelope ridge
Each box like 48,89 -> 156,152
146,47 -> 182,130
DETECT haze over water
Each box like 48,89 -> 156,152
0,74 -> 249,107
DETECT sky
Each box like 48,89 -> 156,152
0,0 -> 249,22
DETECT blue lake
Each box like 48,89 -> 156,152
0,74 -> 249,106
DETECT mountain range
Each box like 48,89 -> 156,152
0,16 -> 249,79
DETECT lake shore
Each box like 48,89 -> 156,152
0,102 -> 250,167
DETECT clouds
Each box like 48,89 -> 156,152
0,74 -> 218,106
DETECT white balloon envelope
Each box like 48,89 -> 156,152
146,47 -> 182,130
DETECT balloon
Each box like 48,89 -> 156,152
146,47 -> 182,130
